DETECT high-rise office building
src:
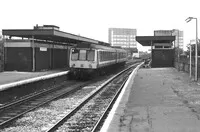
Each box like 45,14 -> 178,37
154,29 -> 184,49
0,31 -> 3,72
108,28 -> 137,48
172,29 -> 184,49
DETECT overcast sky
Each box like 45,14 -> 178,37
0,0 -> 200,51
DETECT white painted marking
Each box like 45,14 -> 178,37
0,71 -> 69,91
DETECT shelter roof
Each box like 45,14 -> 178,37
2,28 -> 99,44
136,36 -> 175,46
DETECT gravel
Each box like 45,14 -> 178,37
1,71 -> 125,132
1,85 -> 96,132
55,74 -> 128,131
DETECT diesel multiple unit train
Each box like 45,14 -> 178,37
68,43 -> 127,79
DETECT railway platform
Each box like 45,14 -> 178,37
0,69 -> 69,91
0,69 -> 69,85
101,67 -> 200,132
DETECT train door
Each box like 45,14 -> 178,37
96,50 -> 100,68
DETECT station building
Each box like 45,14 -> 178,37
136,35 -> 175,67
154,29 -> 184,50
1,25 -> 101,72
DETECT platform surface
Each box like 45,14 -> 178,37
102,68 -> 200,132
0,70 -> 67,85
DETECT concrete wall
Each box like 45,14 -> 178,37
5,47 -> 32,71
152,49 -> 174,67
4,40 -> 70,72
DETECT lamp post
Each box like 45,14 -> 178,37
186,17 -> 198,81
189,42 -> 192,78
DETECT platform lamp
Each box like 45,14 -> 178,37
189,41 -> 192,78
186,17 -> 198,81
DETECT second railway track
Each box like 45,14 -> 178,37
46,63 -> 140,132
0,62 -> 142,132
0,80 -> 92,129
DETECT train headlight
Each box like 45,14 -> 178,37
89,64 -> 92,68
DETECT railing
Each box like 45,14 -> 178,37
175,56 -> 200,78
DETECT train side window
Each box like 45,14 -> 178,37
99,51 -> 101,61
71,49 -> 79,60
102,51 -> 105,61
79,50 -> 87,60
102,51 -> 104,61
87,50 -> 95,61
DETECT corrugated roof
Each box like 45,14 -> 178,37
136,36 -> 175,46
2,29 -> 99,44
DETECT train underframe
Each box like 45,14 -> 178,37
68,62 -> 126,80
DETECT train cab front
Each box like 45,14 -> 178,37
68,48 -> 97,80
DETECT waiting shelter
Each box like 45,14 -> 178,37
136,36 -> 175,67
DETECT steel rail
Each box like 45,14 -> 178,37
91,77 -> 128,132
0,61 -> 140,131
46,63 -> 139,132
0,81 -> 90,129
0,81 -> 73,110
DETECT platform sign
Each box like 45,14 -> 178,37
40,47 -> 47,51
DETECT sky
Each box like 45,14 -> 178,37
0,0 -> 200,51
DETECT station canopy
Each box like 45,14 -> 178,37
136,36 -> 175,46
2,25 -> 108,45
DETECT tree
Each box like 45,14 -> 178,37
185,44 -> 200,56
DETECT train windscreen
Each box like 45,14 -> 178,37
71,49 -> 79,60
71,49 -> 95,61
87,50 -> 95,61
79,50 -> 87,60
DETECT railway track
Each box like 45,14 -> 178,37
0,80 -> 91,129
45,63 -> 140,132
0,62 -> 142,132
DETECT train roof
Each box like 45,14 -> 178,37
115,48 -> 127,52
75,43 -> 115,50
73,43 -> 127,53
